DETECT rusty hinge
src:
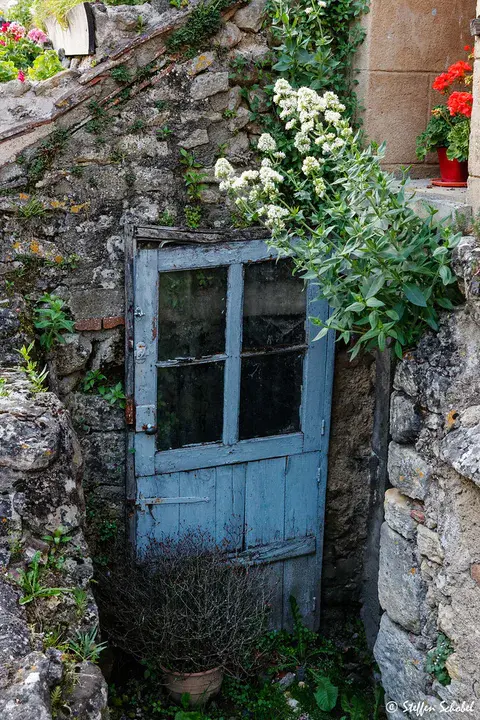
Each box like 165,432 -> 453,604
125,397 -> 135,426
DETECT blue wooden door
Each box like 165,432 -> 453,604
133,240 -> 334,629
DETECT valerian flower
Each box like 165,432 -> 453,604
257,133 -> 277,152
214,158 -> 234,180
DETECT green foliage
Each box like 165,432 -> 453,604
166,0 -> 235,54
85,100 -> 112,135
17,129 -> 69,187
426,634 -> 453,686
16,196 -> 45,218
111,64 -> 132,84
27,49 -> 63,80
185,204 -> 202,228
217,81 -> 462,359
0,37 -> 42,70
157,125 -> 173,139
170,0 -> 188,7
5,0 -> 35,26
43,525 -> 72,548
266,0 -> 369,118
17,342 -> 48,392
16,551 -> 69,605
135,14 -> 145,33
0,60 -> 18,81
67,626 -> 108,663
0,378 -> 9,397
34,293 -> 75,350
129,118 -> 146,133
184,168 -> 208,200
416,106 -> 452,161
82,370 -> 127,408
313,675 -> 338,711
158,208 -> 175,226
447,118 -> 470,162
72,587 -> 88,618
179,147 -> 202,169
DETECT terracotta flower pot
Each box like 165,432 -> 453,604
436,147 -> 468,186
163,666 -> 224,706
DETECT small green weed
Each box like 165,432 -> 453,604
111,64 -> 132,84
67,626 -> 108,664
34,294 -> 75,350
0,378 -> 9,397
158,209 -> 175,226
426,633 -> 453,686
184,205 -> 202,228
157,125 -> 173,140
17,342 -> 48,393
82,370 -> 126,408
16,197 -> 46,218
16,551 -> 70,605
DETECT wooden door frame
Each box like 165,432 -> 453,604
124,223 -> 336,615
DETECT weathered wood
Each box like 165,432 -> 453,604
232,536 -> 316,566
124,224 -> 136,547
223,263 -> 243,445
45,2 -> 95,56
136,225 -> 270,244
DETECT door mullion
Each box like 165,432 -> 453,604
223,263 -> 244,446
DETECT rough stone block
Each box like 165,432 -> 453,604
234,0 -> 267,32
190,72 -> 229,100
390,392 -> 422,444
69,289 -> 124,321
187,51 -> 215,76
53,333 -> 92,377
81,431 -> 126,488
417,525 -> 445,565
440,423 -> 480,489
374,613 -> 428,706
384,488 -> 417,540
378,523 -> 425,633
66,393 -> 125,433
179,128 -> 209,149
388,442 -> 432,500
213,21 -> 243,48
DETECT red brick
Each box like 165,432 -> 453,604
103,315 -> 125,329
471,564 -> 480,585
75,318 -> 102,331
410,509 -> 426,524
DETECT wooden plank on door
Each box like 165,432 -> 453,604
283,452 -> 321,630
245,457 -> 286,628
136,472 -> 180,553
178,468 -> 216,536
215,464 -> 246,550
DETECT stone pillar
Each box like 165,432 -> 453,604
467,0 -> 480,210
356,0 -> 474,177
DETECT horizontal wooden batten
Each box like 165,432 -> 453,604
156,353 -> 227,368
138,495 -> 210,509
154,240 -> 280,272
150,434 -> 305,475
231,536 -> 316,566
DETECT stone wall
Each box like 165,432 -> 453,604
0,371 -> 107,720
356,0 -> 474,176
374,235 -> 480,716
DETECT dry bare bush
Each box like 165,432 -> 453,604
97,530 -> 270,675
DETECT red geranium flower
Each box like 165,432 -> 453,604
432,72 -> 453,93
17,70 -> 25,82
447,91 -> 473,118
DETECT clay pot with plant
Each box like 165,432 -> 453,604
98,531 -> 269,706
416,48 -> 473,187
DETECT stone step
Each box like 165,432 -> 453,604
399,179 -> 472,224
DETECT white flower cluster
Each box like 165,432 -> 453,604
261,204 -> 290,231
257,133 -> 277,152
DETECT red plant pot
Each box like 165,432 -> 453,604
436,147 -> 468,185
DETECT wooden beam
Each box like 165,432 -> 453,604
231,536 -> 316,566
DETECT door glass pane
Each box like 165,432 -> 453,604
158,268 -> 227,360
243,260 -> 306,350
239,352 -> 303,440
157,363 -> 224,450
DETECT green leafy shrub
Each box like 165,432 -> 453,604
27,48 -> 63,80
34,293 -> 75,350
267,0 -> 369,118
426,634 -> 453,686
17,342 -> 49,392
0,59 -> 18,81
166,0 -> 235,54
216,80 -> 461,359
447,119 -> 471,161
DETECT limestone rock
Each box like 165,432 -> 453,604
0,652 -> 52,720
234,0 -> 267,32
0,580 -> 30,671
388,442 -> 432,500
440,423 -> 480,489
179,128 -> 209,149
187,51 -> 216,76
378,523 -> 425,633
374,613 -> 428,705
53,334 -> 92,377
213,21 -> 244,48
228,106 -> 250,131
384,488 -> 417,540
417,525 -> 444,565
390,392 -> 422,444
190,72 -> 229,100
65,662 -> 108,720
